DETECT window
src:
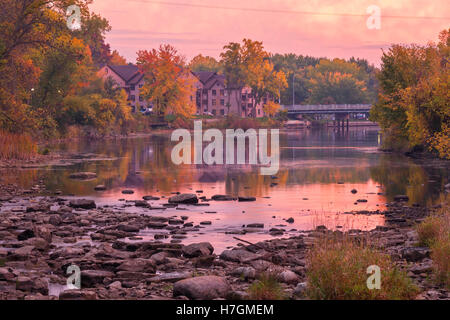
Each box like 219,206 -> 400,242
139,96 -> 143,101
139,84 -> 143,88
242,94 -> 247,100
212,99 -> 216,106
220,90 -> 225,96
212,109 -> 216,115
220,109 -> 225,115
258,109 -> 261,115
248,103 -> 252,108
202,89 -> 208,94
130,85 -> 135,91
212,90 -> 217,96
220,99 -> 225,106
129,95 -> 135,101
242,106 -> 246,111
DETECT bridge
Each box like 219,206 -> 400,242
281,104 -> 372,128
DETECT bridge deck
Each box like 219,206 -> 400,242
282,104 -> 371,114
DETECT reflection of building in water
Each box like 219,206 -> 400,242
123,147 -> 144,187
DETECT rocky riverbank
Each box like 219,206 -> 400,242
0,178 -> 448,300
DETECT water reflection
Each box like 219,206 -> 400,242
1,128 -> 448,251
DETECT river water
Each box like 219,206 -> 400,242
2,127 -> 448,252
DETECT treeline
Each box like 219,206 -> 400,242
370,29 -> 449,159
189,53 -> 378,106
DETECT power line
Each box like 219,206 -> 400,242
128,0 -> 450,20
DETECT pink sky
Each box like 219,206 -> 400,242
90,0 -> 449,66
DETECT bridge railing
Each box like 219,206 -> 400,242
281,104 -> 372,112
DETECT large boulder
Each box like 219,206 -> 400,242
182,242 -> 214,258
220,249 -> 259,263
173,276 -> 230,300
69,199 -> 96,209
168,193 -> 198,204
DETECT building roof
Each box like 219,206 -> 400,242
108,64 -> 143,84
193,71 -> 225,89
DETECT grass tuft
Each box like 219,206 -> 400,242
0,131 -> 37,160
248,272 -> 285,300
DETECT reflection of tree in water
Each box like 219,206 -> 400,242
370,154 -> 448,205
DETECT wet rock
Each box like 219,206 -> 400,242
117,224 -> 140,233
182,242 -> 214,258
357,199 -> 368,203
193,255 -> 216,268
81,270 -> 114,287
238,197 -> 256,202
69,172 -> 97,180
200,221 -> 212,225
0,268 -> 15,281
168,219 -> 184,225
173,276 -> 230,300
394,195 -> 409,202
94,185 -> 106,191
277,270 -> 299,284
286,217 -> 295,224
402,247 -> 430,262
220,249 -> 259,263
16,276 -> 33,292
148,222 -> 167,229
59,290 -> 97,300
143,195 -> 160,201
17,229 -> 35,241
134,200 -> 150,208
211,195 -> 236,201
247,223 -> 264,228
351,189 -> 358,194
69,199 -> 96,209
122,190 -> 134,195
26,204 -> 50,212
168,193 -> 198,204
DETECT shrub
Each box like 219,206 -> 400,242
417,216 -> 442,247
0,131 -> 37,160
306,237 -> 419,300
248,272 -> 285,300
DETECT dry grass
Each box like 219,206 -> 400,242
306,236 -> 419,300
417,205 -> 450,288
0,131 -> 37,160
248,272 -> 285,300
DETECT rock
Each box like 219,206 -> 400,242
410,263 -> 433,274
81,270 -> 114,287
16,276 -> 33,292
26,204 -> 50,212
168,193 -> 198,204
277,270 -> 299,284
59,290 -> 97,300
69,172 -> 97,180
173,276 -> 230,300
220,249 -> 259,263
351,189 -> 358,194
49,215 -> 62,226
117,259 -> 156,273
94,185 -> 106,191
357,199 -> 368,203
293,282 -> 308,297
150,252 -> 170,265
147,222 -> 167,229
402,247 -> 430,262
148,271 -> 191,283
193,255 -> 216,268
117,224 -> 140,233
238,197 -> 256,202
211,195 -> 236,201
17,229 -> 35,241
69,199 -> 96,209
108,281 -> 122,290
286,217 -> 294,224
0,268 -> 15,281
394,195 -> 409,202
122,190 -> 134,194
200,221 -> 212,225
143,195 -> 160,201
246,223 -> 264,228
230,267 -> 256,280
169,219 -> 184,225
134,200 -> 150,208
182,242 -> 214,258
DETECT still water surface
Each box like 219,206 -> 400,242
3,128 -> 448,252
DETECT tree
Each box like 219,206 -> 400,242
137,44 -> 195,118
109,50 -> 127,65
188,54 -> 221,72
370,28 -> 450,158
220,39 -> 287,117
263,101 -> 281,117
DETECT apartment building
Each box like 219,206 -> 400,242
98,64 -> 150,112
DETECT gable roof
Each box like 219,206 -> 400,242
108,64 -> 143,84
193,71 -> 225,89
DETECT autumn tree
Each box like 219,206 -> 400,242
188,54 -> 221,73
370,29 -> 450,158
137,44 -> 195,118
